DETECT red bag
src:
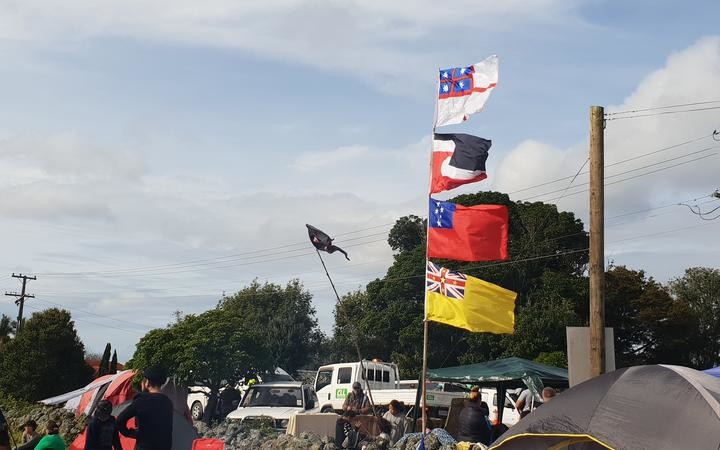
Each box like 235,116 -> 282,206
192,438 -> 225,450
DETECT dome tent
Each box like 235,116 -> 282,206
490,365 -> 720,450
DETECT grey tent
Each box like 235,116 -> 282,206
490,365 -> 720,450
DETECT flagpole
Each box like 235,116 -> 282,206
421,73 -> 441,435
313,248 -> 377,415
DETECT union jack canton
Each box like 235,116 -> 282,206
426,261 -> 466,299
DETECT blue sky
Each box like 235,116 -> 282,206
1,0 -> 719,360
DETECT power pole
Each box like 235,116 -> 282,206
5,273 -> 36,335
589,106 -> 605,377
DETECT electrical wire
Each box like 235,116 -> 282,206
605,100 -> 720,116
605,106 -> 720,121
522,150 -> 718,202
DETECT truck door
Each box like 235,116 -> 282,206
315,368 -> 333,402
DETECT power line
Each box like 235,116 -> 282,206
522,150 -> 718,202
605,100 -> 720,116
507,131 -> 716,195
605,106 -> 720,121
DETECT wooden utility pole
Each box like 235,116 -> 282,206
5,273 -> 36,335
589,106 -> 605,377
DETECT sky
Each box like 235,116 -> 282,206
0,0 -> 719,361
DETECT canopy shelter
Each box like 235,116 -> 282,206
419,357 -> 569,424
490,365 -> 720,450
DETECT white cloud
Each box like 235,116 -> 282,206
295,145 -> 370,171
0,0 -> 581,94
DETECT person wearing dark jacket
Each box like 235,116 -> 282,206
117,367 -> 173,450
85,400 -> 122,450
457,387 -> 492,445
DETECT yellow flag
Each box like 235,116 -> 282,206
426,261 -> 517,333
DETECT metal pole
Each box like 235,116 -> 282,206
314,249 -> 377,415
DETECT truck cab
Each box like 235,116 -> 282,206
315,360 -> 400,412
225,381 -> 320,429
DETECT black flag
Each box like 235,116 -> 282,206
306,224 -> 350,260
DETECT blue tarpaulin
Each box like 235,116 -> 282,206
704,366 -> 720,378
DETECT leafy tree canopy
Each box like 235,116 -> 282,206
0,308 -> 93,401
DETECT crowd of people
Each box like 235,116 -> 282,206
332,383 -> 558,449
0,367 -> 174,450
3,367 -> 558,450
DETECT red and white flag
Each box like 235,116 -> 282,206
435,55 -> 499,127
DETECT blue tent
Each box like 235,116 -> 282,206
704,366 -> 720,378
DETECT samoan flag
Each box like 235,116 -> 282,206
436,55 -> 499,127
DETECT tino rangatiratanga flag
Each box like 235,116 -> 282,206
306,224 -> 350,260
431,133 -> 491,194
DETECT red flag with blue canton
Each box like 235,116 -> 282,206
427,198 -> 509,261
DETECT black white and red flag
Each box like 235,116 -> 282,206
306,224 -> 350,260
431,133 -> 491,194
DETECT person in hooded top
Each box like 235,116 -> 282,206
456,387 -> 492,445
85,400 -> 122,450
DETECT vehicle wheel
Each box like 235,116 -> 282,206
191,401 -> 204,421
321,405 -> 334,414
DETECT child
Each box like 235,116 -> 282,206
34,421 -> 65,450
85,400 -> 122,450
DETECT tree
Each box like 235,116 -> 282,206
98,343 -> 112,377
605,265 -> 698,367
220,280 -> 323,374
127,308 -> 271,423
331,192 -> 589,377
0,314 -> 13,351
110,350 -> 118,374
670,267 -> 720,368
0,308 -> 94,401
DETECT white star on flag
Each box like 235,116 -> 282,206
442,72 -> 449,78
442,85 -> 449,92
458,81 -> 464,88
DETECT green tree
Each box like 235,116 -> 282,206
669,267 -> 720,368
127,308 -> 270,423
0,308 -> 93,401
332,192 -> 589,377
605,265 -> 698,367
220,280 -> 323,374
98,343 -> 112,377
0,314 -> 13,351
110,350 -> 118,374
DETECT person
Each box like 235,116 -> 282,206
542,387 -> 556,403
0,409 -> 9,450
33,421 -> 65,450
514,388 -> 535,418
456,387 -> 492,445
85,400 -> 121,450
218,387 -> 242,418
381,400 -> 406,446
334,382 -> 371,448
117,366 -> 173,450
16,420 -> 42,450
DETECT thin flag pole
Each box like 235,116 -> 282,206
313,248 -> 377,415
421,73 -> 441,434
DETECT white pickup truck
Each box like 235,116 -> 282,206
314,361 -> 521,424
225,381 -> 320,429
187,368 -> 294,420
314,361 -> 467,419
